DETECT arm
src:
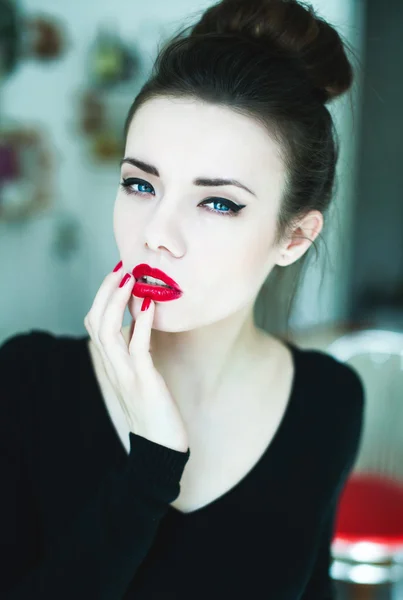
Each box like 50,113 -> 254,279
300,365 -> 365,600
299,496 -> 338,600
0,334 -> 190,599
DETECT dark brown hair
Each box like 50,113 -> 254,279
123,0 -> 355,335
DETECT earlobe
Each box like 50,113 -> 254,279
276,236 -> 309,267
276,249 -> 293,267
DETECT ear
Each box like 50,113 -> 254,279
275,210 -> 324,267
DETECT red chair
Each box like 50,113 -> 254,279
327,330 -> 403,597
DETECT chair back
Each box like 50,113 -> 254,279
327,329 -> 403,482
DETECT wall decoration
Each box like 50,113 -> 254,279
77,24 -> 142,163
0,126 -> 53,222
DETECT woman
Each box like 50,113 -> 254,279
0,0 -> 364,598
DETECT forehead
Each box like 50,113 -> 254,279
125,97 -> 285,181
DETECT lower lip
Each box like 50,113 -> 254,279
132,280 -> 183,302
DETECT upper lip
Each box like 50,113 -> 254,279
132,263 -> 181,291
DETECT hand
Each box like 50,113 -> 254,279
84,264 -> 189,453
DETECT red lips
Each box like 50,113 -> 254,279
131,263 -> 183,302
132,263 -> 181,292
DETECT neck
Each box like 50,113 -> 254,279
123,301 -> 266,417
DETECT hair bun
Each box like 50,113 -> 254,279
191,0 -> 353,103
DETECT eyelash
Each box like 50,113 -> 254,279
119,178 -> 246,217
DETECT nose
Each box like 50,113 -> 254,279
142,203 -> 185,257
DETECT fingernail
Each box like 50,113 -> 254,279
119,273 -> 131,288
113,260 -> 123,273
141,297 -> 151,311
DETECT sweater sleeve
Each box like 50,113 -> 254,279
299,496 -> 338,600
0,333 -> 191,600
299,364 -> 365,600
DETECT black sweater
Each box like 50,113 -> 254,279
0,330 -> 364,599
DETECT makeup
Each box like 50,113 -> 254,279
133,281 -> 181,301
132,263 -> 183,302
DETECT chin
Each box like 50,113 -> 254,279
128,295 -> 179,324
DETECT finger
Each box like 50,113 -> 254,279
85,261 -> 126,387
84,317 -> 119,390
128,297 -> 155,365
100,272 -> 135,350
86,263 -> 125,338
129,318 -> 135,340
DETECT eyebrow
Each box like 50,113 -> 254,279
120,157 -> 257,198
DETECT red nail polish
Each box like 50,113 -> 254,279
119,273 -> 131,288
113,260 -> 123,272
141,297 -> 151,311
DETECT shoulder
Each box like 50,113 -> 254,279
0,328 -> 83,398
0,331 -> 50,392
286,343 -> 366,494
289,341 -> 365,452
0,328 -> 56,356
0,329 -> 64,382
0,328 -> 85,362
0,329 -> 86,450
0,328 -> 90,394
292,342 -> 365,405
0,330 -> 54,452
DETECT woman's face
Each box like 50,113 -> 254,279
114,97 -> 287,332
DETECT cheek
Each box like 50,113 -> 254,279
198,231 -> 273,300
226,230 -> 274,284
113,199 -> 143,252
113,197 -> 124,239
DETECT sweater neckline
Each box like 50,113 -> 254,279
168,340 -> 300,517
82,335 -> 300,518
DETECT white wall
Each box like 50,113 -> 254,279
0,0 -> 364,344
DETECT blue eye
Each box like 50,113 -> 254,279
200,198 -> 242,216
121,178 -> 154,195
120,177 -> 246,218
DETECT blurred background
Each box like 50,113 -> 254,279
0,0 -> 402,598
